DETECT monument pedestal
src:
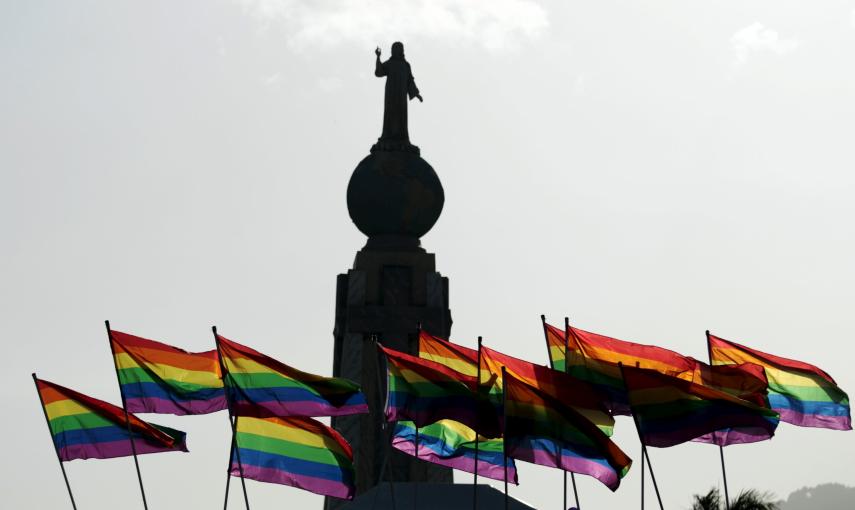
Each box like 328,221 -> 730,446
325,242 -> 454,510
338,483 -> 536,510
326,148 -> 452,509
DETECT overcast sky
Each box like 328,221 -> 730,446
2,1 -> 854,508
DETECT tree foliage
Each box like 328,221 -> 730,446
692,487 -> 781,510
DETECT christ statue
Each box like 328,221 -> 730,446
373,42 -> 423,152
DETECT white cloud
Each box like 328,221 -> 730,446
731,22 -> 801,67
235,0 -> 548,52
264,72 -> 282,86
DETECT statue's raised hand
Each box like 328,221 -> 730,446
375,46 -> 381,57
415,94 -> 423,102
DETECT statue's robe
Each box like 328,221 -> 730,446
375,56 -> 419,144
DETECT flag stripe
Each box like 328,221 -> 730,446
218,335 -> 368,418
391,420 -> 517,484
110,330 -> 227,416
36,377 -> 187,462
480,345 -> 615,436
621,365 -> 779,448
503,372 -> 632,492
709,334 -> 850,430
230,416 -> 355,500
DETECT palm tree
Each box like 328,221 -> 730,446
730,489 -> 780,510
691,487 -> 781,510
693,488 -> 722,510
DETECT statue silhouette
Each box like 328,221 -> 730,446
373,42 -> 423,153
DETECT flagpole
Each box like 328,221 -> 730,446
373,335 -> 398,510
640,443 -> 644,510
32,373 -> 78,510
541,314 -> 583,510
414,425 -> 420,510
414,323 -> 421,510
501,366 -> 509,510
222,415 -> 237,510
213,326 -> 251,510
540,315 -> 565,510
619,362 -> 664,510
473,335 -> 483,510
105,320 -> 149,510
564,317 -> 581,510
706,330 -> 730,510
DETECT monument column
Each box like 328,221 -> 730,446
325,43 -> 453,509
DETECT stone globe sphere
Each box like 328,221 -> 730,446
346,151 -> 444,240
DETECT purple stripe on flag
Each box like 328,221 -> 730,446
232,463 -> 354,500
391,436 -> 517,484
233,400 -> 368,418
778,409 -> 852,430
58,438 -> 187,462
511,445 -> 620,491
125,396 -> 228,416
692,427 -> 774,447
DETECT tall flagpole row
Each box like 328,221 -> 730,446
32,373 -> 78,510
105,320 -> 149,510
212,326 -> 251,510
707,330 -> 730,510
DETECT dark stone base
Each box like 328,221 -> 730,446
371,139 -> 420,155
325,241 -> 454,509
337,483 -> 536,509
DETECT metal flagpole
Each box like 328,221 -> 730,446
105,320 -> 149,510
473,335 -> 483,510
501,366 -> 509,510
564,317 -> 580,510
540,315 -> 566,510
541,315 -> 583,510
32,373 -> 78,510
213,326 -> 251,510
640,443 -> 644,510
222,415 -> 237,510
373,335 -> 397,510
414,324 -> 421,510
414,426 -> 420,510
643,448 -> 664,510
706,330 -> 730,510
619,362 -> 663,510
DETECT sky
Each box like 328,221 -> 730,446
2,0 -> 854,508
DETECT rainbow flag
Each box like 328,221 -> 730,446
479,345 -> 614,436
231,415 -> 355,500
110,330 -> 226,415
381,344 -> 500,437
503,371 -> 632,491
688,361 -> 773,446
217,334 -> 368,418
709,334 -> 851,431
621,365 -> 779,448
392,419 -> 517,483
34,376 -> 187,461
418,331 -> 478,377
544,321 -> 696,414
543,322 -> 569,372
